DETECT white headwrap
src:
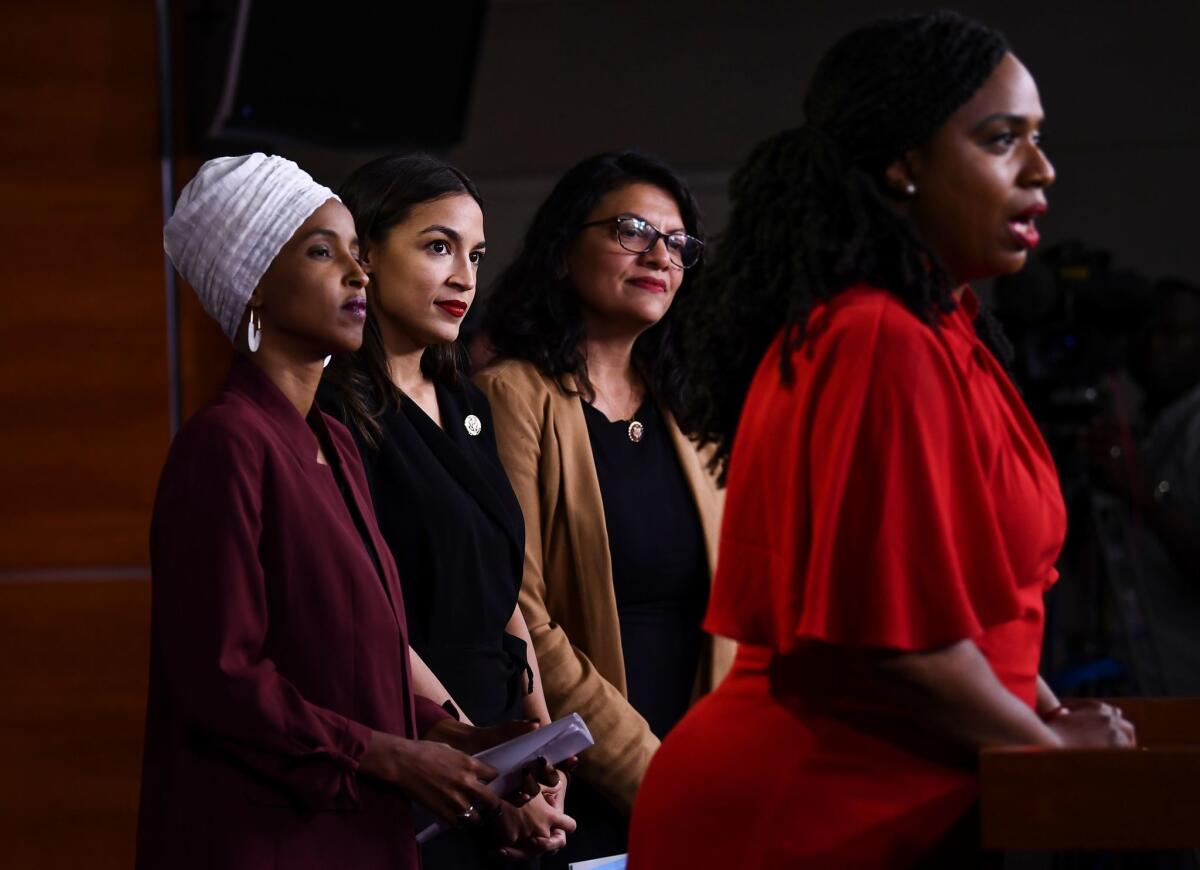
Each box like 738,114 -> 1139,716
163,153 -> 339,341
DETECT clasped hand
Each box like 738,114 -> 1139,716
410,718 -> 575,857
1044,699 -> 1137,748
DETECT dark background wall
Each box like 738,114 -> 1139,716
0,2 -> 1195,867
298,0 -> 1200,283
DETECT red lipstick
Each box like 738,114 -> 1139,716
629,277 -> 668,293
435,299 -> 468,318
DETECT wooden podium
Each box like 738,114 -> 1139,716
981,698 -> 1200,850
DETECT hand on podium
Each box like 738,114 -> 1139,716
1043,699 -> 1137,748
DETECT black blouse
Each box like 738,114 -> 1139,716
320,379 -> 531,727
581,398 -> 709,739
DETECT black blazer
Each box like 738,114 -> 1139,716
320,377 -> 531,726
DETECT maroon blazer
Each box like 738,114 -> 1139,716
136,355 -> 448,870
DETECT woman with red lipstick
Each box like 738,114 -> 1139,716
320,154 -> 575,867
627,12 -> 1135,869
477,151 -> 735,867
141,154 -> 529,870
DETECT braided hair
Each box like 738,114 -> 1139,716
681,11 -> 1016,481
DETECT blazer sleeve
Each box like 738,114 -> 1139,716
149,419 -> 374,811
415,695 -> 453,735
477,369 -> 660,814
323,412 -> 454,740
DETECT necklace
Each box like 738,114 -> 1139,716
589,379 -> 644,443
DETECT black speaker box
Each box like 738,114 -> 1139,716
178,0 -> 488,150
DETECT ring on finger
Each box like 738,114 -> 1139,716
459,804 -> 476,822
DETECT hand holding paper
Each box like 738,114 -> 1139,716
416,713 -> 594,844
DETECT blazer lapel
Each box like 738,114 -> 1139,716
409,384 -> 526,566
226,354 -> 324,470
662,409 -> 723,578
309,410 -> 409,639
316,417 -> 421,734
551,373 -> 626,693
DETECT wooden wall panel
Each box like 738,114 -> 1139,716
0,2 -> 165,867
0,1 -> 168,571
0,579 -> 149,870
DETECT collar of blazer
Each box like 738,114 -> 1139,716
225,352 -> 334,470
529,366 -> 724,603
223,352 -> 415,686
391,380 -> 526,571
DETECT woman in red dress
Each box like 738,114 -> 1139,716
629,12 -> 1135,868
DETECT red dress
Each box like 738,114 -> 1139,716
628,286 -> 1066,868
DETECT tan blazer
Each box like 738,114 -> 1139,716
475,359 -> 735,813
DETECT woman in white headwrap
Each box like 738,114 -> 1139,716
138,154 -> 543,870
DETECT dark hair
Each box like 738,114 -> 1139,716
482,150 -> 704,416
680,10 -> 1015,481
325,153 -> 481,447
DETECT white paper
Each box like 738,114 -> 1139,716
416,712 -> 594,844
569,854 -> 628,870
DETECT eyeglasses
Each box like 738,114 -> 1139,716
579,215 -> 704,269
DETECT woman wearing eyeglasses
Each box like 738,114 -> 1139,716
475,150 -> 734,867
